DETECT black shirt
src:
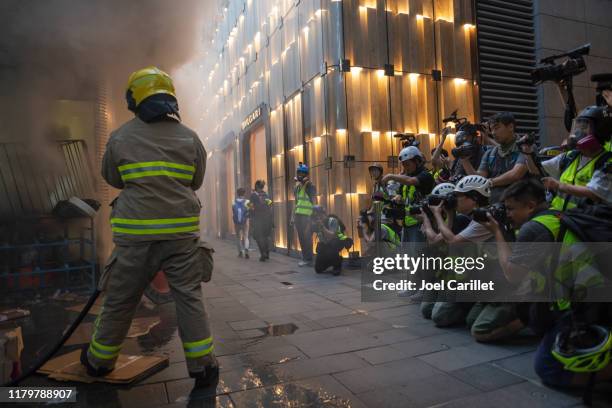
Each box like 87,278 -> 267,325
508,209 -> 555,273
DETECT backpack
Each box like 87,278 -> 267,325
558,204 -> 612,282
232,200 -> 248,225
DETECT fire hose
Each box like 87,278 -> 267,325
3,289 -> 102,386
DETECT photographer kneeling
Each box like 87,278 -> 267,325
423,176 -> 520,339
312,206 -> 353,276
417,182 -> 471,323
478,178 -> 612,394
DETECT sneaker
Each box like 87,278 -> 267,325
238,252 -> 243,258
244,252 -> 249,259
190,365 -> 220,388
259,256 -> 266,262
80,344 -> 113,377
298,260 -> 312,267
332,267 -> 341,276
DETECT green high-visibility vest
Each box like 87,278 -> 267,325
605,140 -> 611,152
381,224 -> 400,250
401,184 -> 419,227
530,213 -> 603,306
550,151 -> 610,211
295,184 -> 314,216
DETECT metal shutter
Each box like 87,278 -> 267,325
476,0 -> 539,134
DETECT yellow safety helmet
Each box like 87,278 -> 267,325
126,66 -> 176,111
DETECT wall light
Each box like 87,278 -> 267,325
463,23 -> 475,30
454,78 -> 467,85
416,14 -> 424,20
376,69 -> 385,78
350,66 -> 362,74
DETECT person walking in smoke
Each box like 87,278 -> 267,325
80,66 -> 218,387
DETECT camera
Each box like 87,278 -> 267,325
394,133 -> 420,148
383,202 -> 406,221
531,44 -> 590,85
472,203 -> 507,225
516,133 -> 536,147
427,193 -> 458,211
451,142 -> 479,159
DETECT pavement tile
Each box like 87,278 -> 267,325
272,353 -> 370,381
358,373 -> 480,408
285,326 -> 384,358
227,319 -> 267,331
332,358 -> 443,394
449,363 -> 526,391
228,375 -> 368,408
117,383 -> 168,407
492,351 -> 539,382
438,381 -> 580,408
354,345 -> 413,365
312,313 -> 377,329
417,342 -> 523,372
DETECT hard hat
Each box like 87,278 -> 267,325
126,66 -> 176,111
454,175 -> 491,198
398,146 -> 423,162
297,163 -> 309,174
431,183 -> 455,196
552,324 -> 612,372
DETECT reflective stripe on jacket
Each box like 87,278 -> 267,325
102,117 -> 206,244
550,151 -> 609,211
530,213 -> 603,305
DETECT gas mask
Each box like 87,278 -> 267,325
569,118 -> 601,152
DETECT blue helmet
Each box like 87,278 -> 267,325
297,163 -> 309,174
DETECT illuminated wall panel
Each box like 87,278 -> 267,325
201,0 -> 479,256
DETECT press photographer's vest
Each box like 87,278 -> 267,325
550,151 -> 610,211
529,213 -> 603,305
401,185 -> 419,227
381,224 -> 400,250
295,183 -> 314,216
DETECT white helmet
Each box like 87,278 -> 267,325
399,146 -> 423,162
454,175 -> 491,197
431,182 -> 455,196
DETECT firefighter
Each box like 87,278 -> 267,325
80,66 -> 218,386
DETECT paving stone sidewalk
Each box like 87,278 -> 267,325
22,237 -> 612,407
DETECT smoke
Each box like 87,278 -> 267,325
0,0 -> 216,142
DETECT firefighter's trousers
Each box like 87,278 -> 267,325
86,238 -> 215,374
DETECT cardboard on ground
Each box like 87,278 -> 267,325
38,350 -> 168,384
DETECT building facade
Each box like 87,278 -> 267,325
200,0 -> 612,256
199,0 -> 480,257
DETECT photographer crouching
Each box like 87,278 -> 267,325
477,178 -> 612,400
312,206 -> 353,276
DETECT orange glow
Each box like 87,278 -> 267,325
454,78 -> 467,85
350,66 -> 363,74
463,23 -> 475,30
376,69 -> 385,78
